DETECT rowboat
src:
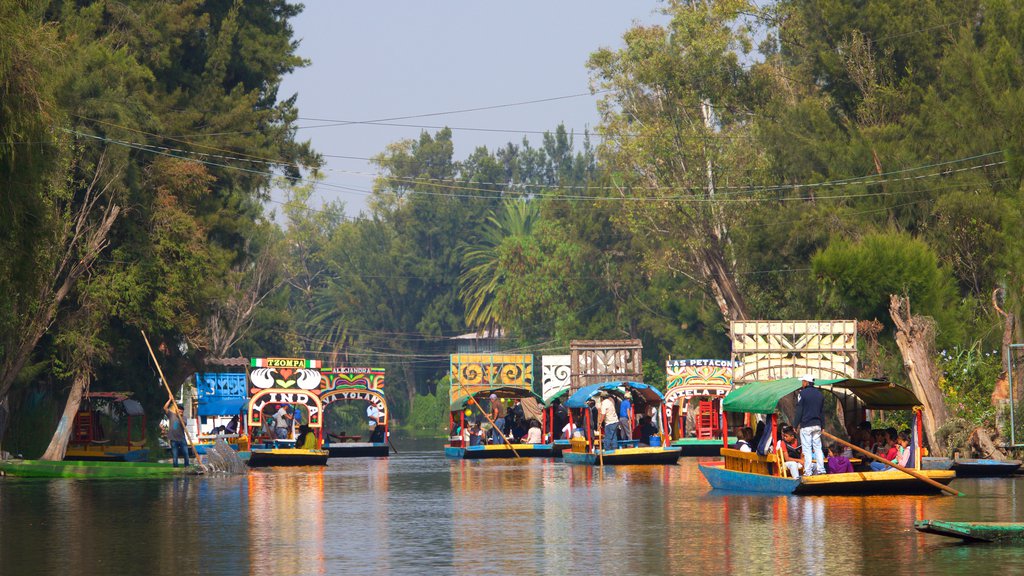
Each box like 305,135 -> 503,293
562,381 -> 682,466
698,377 -> 957,495
0,459 -> 194,479
915,520 -> 1024,543
444,443 -> 554,459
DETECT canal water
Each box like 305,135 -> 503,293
3,441 -> 1024,576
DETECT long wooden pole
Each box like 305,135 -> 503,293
822,431 -> 961,496
456,383 -> 519,458
141,331 -> 202,466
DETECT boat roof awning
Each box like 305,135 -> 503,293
449,386 -> 542,411
722,378 -> 922,414
198,397 -> 247,417
565,381 -> 664,409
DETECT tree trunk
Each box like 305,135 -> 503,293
889,295 -> 950,456
971,427 -> 1008,460
39,372 -> 90,461
701,241 -> 749,322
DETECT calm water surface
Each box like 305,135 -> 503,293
3,440 -> 1024,575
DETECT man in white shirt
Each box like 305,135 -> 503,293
272,405 -> 293,439
596,391 -> 620,451
367,403 -> 381,426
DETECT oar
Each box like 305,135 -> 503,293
822,431 -> 962,496
142,330 -> 203,469
456,383 -> 520,458
388,436 -> 399,454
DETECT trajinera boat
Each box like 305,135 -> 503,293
664,359 -> 739,456
64,392 -> 149,462
445,386 -> 553,459
318,367 -> 391,458
245,358 -> 329,467
562,382 -> 682,466
698,377 -> 956,495
922,457 -> 1022,477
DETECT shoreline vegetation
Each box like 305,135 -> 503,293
3,1 -> 1023,461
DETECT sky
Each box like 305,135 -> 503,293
277,1 -> 669,215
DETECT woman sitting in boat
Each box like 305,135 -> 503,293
522,419 -> 543,444
733,427 -> 754,452
775,425 -> 803,478
296,425 -> 319,449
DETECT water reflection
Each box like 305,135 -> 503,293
4,456 -> 1024,575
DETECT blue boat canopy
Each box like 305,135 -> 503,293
722,377 -> 922,414
198,397 -> 247,417
565,381 -> 664,409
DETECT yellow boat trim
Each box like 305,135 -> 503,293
799,469 -> 956,484
595,447 -> 673,456
477,444 -> 534,451
253,448 -> 329,456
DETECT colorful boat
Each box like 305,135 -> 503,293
665,359 -> 741,456
562,381 -> 682,466
698,377 -> 957,495
0,459 -> 193,479
915,520 -> 1024,543
64,392 -> 149,462
318,367 -> 391,458
189,372 -> 248,455
445,354 -> 553,459
244,357 -> 329,467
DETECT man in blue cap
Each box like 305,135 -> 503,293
795,374 -> 826,475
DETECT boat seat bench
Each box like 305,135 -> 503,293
721,447 -> 777,475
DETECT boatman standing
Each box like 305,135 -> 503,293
596,390 -> 619,451
795,374 -> 826,475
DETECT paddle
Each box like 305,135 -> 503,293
455,382 -> 520,458
822,431 -> 962,496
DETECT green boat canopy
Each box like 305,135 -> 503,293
450,386 -> 542,411
722,377 -> 923,415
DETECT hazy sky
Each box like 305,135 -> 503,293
277,1 -> 668,215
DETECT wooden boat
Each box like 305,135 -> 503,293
445,383 -> 553,460
0,459 -> 194,479
318,367 -> 392,458
247,445 -> 329,467
562,381 -> 682,466
64,392 -> 149,462
952,459 -> 1022,477
698,377 -> 957,495
921,456 -> 954,470
915,520 -> 1024,543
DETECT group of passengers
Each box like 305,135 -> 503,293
728,375 -> 918,479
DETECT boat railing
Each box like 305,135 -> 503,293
721,448 -> 777,476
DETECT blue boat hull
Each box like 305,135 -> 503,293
699,463 -> 800,494
952,459 -> 1022,477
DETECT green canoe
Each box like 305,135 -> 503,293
0,459 -> 196,479
914,520 -> 1024,543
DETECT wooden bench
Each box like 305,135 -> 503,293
721,448 -> 778,475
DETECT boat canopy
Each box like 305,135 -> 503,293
722,377 -> 922,414
449,386 -> 542,411
565,381 -> 664,409
543,387 -> 570,407
197,397 -> 247,417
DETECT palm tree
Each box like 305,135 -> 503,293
459,199 -> 539,330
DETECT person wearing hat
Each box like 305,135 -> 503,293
596,390 -> 620,451
795,374 -> 826,475
488,393 -> 507,444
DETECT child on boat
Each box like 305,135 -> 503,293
870,430 -> 911,471
827,443 -> 854,474
775,425 -> 803,478
733,427 -> 754,452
